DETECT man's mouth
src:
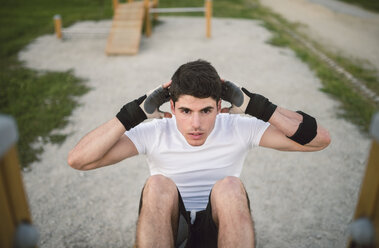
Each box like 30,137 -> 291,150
188,132 -> 204,140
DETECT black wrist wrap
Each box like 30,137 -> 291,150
242,87 -> 277,122
288,111 -> 317,145
116,95 -> 147,131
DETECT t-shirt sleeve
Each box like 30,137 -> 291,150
235,115 -> 270,148
124,120 -> 158,155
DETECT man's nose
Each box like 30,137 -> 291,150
191,113 -> 201,129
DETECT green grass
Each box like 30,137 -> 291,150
1,0 -> 378,167
248,2 -> 379,132
215,0 -> 379,132
0,0 -> 112,167
336,0 -> 379,13
0,69 -> 90,165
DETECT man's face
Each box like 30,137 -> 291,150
171,95 -> 221,146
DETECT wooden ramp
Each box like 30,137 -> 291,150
106,1 -> 145,55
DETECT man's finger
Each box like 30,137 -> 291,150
162,80 -> 172,88
163,112 -> 172,118
221,107 -> 230,113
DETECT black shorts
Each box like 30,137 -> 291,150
179,191 -> 219,248
139,188 -> 251,248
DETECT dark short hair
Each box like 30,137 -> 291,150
170,59 -> 222,103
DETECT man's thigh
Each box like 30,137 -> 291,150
137,177 -> 251,248
189,188 -> 251,248
138,181 -> 191,248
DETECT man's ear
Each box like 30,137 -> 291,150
217,99 -> 222,113
170,99 -> 175,115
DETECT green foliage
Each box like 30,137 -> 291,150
336,0 -> 379,13
252,2 -> 378,132
0,0 -> 109,167
0,0 -> 112,59
0,65 -> 90,166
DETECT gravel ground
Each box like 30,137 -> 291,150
19,17 -> 371,247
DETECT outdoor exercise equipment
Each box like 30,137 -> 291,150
53,15 -> 110,39
347,112 -> 379,247
0,115 -> 39,248
143,0 -> 212,38
106,0 -> 146,55
107,0 -> 212,55
54,0 -> 212,55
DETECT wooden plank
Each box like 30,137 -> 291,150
348,140 -> 379,247
0,163 -> 16,248
0,145 -> 32,248
112,22 -> 142,28
106,1 -> 145,55
354,141 -> 379,218
0,146 -> 31,223
117,6 -> 144,12
373,190 -> 379,248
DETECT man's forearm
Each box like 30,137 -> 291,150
67,117 -> 126,169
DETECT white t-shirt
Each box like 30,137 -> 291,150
125,113 -> 269,211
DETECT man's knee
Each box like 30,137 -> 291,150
212,176 -> 247,201
211,176 -> 251,215
211,177 -> 252,227
142,175 -> 178,208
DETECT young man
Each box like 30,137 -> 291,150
68,60 -> 331,248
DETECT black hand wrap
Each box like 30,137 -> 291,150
242,87 -> 277,122
116,95 -> 147,131
144,87 -> 170,114
288,111 -> 317,145
221,81 -> 244,107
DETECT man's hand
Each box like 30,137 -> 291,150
221,80 -> 247,114
116,81 -> 172,130
142,81 -> 172,119
221,80 -> 277,122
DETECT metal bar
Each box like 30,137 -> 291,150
149,7 -> 205,13
61,30 -> 110,34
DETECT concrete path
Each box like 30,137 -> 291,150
19,17 -> 370,247
260,0 -> 379,70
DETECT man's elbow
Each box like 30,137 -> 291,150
67,150 -> 86,170
317,128 -> 331,150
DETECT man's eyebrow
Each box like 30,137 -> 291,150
201,106 -> 214,111
177,106 -> 214,111
178,107 -> 191,111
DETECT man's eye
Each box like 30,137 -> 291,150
202,109 -> 211,114
182,109 -> 190,114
